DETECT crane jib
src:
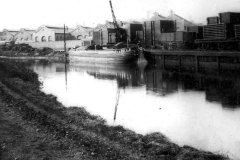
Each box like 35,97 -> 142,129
109,0 -> 120,43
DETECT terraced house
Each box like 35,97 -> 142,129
14,28 -> 36,42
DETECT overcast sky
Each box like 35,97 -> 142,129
1,0 -> 240,31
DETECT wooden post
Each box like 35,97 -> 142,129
179,55 -> 181,71
64,24 -> 66,52
163,55 -> 165,69
99,29 -> 102,46
196,56 -> 199,73
217,56 -> 221,75
63,24 -> 69,61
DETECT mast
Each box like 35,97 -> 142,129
64,24 -> 67,52
64,24 -> 69,61
109,0 -> 120,43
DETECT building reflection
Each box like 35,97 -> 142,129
54,62 -> 144,89
17,59 -> 240,109
83,64 -> 143,89
56,61 -> 240,108
144,64 -> 240,108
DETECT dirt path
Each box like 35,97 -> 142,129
0,61 -> 230,160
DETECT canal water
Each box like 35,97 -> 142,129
25,60 -> 240,159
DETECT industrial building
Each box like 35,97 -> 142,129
70,25 -> 93,40
92,20 -> 143,45
32,25 -> 73,42
14,28 -> 36,42
166,12 -> 197,32
0,29 -> 18,41
92,21 -> 119,45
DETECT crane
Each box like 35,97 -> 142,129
109,0 -> 121,43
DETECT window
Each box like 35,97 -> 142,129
77,35 -> 82,40
56,36 -> 59,41
21,38 -> 24,41
184,26 -> 189,31
41,36 -> 46,42
35,36 -> 38,42
48,36 -> 52,41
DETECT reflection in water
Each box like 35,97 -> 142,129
145,64 -> 240,108
20,60 -> 240,160
113,89 -> 120,123
64,62 -> 68,91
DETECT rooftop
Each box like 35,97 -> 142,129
151,12 -> 166,20
166,12 -> 195,25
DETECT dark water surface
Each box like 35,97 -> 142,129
22,60 -> 240,159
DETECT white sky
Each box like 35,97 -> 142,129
1,0 -> 240,31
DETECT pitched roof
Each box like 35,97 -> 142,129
14,28 -> 35,37
23,28 -> 36,32
94,21 -> 115,30
166,13 -> 195,25
126,20 -> 143,24
36,25 -> 74,34
2,29 -> 18,35
70,25 -> 93,33
151,12 -> 166,20
19,28 -> 36,34
45,26 -> 73,33
80,25 -> 93,29
7,30 -> 18,33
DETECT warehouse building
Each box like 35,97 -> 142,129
14,28 -> 36,42
166,11 -> 196,31
122,21 -> 143,44
0,29 -> 18,41
150,12 -> 166,21
32,25 -> 73,42
143,19 -> 176,47
70,25 -> 93,40
92,21 -> 118,45
92,20 -> 143,45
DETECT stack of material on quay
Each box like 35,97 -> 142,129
0,61 -> 231,160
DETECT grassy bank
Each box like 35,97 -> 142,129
0,60 -> 230,160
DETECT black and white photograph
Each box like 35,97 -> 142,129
0,0 -> 240,159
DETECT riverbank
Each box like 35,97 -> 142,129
0,60 -> 230,160
0,49 -> 65,60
